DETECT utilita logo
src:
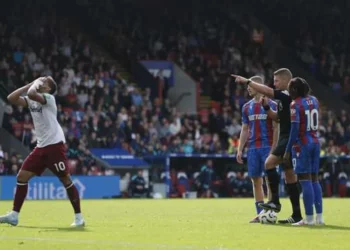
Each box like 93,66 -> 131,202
13,179 -> 86,200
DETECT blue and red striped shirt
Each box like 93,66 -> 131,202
290,95 -> 319,145
242,99 -> 277,149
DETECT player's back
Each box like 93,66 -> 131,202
25,93 -> 66,148
292,95 -> 319,145
242,99 -> 276,149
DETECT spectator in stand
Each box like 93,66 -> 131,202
1,0 -> 349,180
0,157 -> 5,175
129,170 -> 147,198
198,160 -> 215,198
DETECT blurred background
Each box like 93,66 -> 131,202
0,0 -> 349,200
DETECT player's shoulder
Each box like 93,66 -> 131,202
25,96 -> 41,107
42,93 -> 54,100
243,99 -> 254,107
275,89 -> 289,96
268,99 -> 277,106
281,90 -> 289,96
309,95 -> 319,102
274,89 -> 291,102
242,100 -> 252,109
42,93 -> 56,104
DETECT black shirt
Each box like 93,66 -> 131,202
274,90 -> 292,136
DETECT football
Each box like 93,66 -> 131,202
259,210 -> 277,224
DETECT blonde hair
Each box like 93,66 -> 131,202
250,76 -> 264,84
273,68 -> 293,81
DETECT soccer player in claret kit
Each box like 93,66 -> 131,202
232,68 -> 303,224
283,78 -> 324,226
237,76 -> 279,223
0,77 -> 85,227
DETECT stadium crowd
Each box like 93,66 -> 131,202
254,0 -> 350,104
0,1 -> 349,198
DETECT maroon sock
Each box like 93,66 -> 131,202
65,183 -> 81,213
13,182 -> 28,212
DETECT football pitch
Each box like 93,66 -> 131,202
0,199 -> 349,250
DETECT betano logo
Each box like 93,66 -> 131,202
13,179 -> 86,200
248,114 -> 267,121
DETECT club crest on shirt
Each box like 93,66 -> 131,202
29,102 -> 42,113
278,101 -> 283,111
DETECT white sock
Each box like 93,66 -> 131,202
316,213 -> 323,221
11,211 -> 19,217
306,215 -> 314,224
75,213 -> 83,220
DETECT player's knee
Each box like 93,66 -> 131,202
16,170 -> 33,183
251,177 -> 263,187
16,173 -> 28,183
264,160 -> 273,170
59,175 -> 72,186
264,155 -> 278,170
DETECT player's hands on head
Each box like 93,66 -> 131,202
231,74 -> 249,84
33,78 -> 45,90
283,151 -> 290,165
236,150 -> 244,164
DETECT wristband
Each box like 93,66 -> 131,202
263,105 -> 270,111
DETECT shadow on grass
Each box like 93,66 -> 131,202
17,225 -> 88,232
271,223 -> 350,231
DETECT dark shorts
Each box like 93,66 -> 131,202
271,135 -> 293,170
21,142 -> 70,177
272,135 -> 288,157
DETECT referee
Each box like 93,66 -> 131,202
232,68 -> 302,224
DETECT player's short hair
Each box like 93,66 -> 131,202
249,76 -> 264,84
289,77 -> 308,98
274,68 -> 293,81
46,76 -> 57,95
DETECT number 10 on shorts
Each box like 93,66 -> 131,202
54,161 -> 66,172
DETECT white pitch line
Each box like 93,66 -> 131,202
0,236 -> 237,250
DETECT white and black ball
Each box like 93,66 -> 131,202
259,210 -> 277,224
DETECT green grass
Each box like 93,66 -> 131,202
0,198 -> 349,250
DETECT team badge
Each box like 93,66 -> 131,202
278,101 -> 283,111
